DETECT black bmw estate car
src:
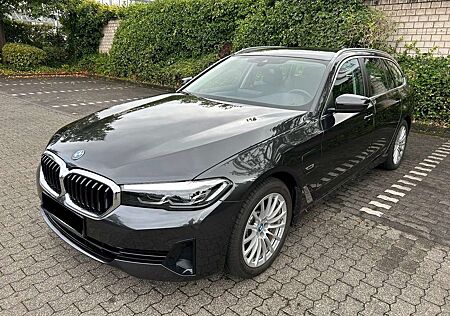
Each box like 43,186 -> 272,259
38,47 -> 412,280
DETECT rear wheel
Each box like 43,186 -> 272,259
226,178 -> 292,278
382,119 -> 408,170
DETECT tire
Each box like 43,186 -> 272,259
226,178 -> 292,279
381,119 -> 409,170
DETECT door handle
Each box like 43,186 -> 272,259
364,113 -> 374,120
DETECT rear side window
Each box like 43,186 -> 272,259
328,58 -> 364,106
364,58 -> 396,96
385,60 -> 405,88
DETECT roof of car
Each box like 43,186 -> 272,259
235,47 -> 390,61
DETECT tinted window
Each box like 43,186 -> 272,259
385,60 -> 404,87
185,56 -> 328,110
328,58 -> 364,106
364,58 -> 396,96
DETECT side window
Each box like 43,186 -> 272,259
328,58 -> 364,106
385,60 -> 404,87
364,58 -> 396,96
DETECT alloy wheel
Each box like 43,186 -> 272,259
393,125 -> 407,165
242,193 -> 287,268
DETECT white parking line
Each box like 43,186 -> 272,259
409,170 -> 427,177
10,86 -> 132,96
369,201 -> 391,210
360,207 -> 383,217
391,184 -> 411,191
404,174 -> 423,181
419,162 -> 436,168
49,97 -> 141,109
0,80 -> 96,87
398,179 -> 417,186
385,189 -> 405,197
414,166 -> 432,172
377,195 -> 399,203
424,159 -> 440,164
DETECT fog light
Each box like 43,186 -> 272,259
165,240 -> 195,276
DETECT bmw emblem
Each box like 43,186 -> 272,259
72,150 -> 85,160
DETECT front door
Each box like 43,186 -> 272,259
315,57 -> 375,196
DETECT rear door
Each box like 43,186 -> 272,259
362,58 -> 404,156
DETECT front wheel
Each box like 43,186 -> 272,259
226,178 -> 292,279
382,119 -> 409,170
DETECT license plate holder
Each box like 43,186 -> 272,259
42,193 -> 84,235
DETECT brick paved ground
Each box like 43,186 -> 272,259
0,77 -> 449,315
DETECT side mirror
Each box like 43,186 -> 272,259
181,77 -> 193,85
332,94 -> 371,113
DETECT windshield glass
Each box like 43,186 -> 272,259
184,55 -> 328,110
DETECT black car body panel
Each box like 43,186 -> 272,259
38,47 -> 412,280
49,94 -> 305,184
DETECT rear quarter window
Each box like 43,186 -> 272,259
364,58 -> 396,96
385,60 -> 405,88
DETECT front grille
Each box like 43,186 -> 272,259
64,173 -> 114,215
41,155 -> 61,194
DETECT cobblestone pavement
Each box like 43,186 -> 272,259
1,77 -> 449,315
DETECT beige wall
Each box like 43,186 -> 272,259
99,19 -> 120,54
366,0 -> 450,55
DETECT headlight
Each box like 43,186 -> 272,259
121,178 -> 233,210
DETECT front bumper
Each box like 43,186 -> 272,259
39,189 -> 240,281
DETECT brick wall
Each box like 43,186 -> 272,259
365,0 -> 450,55
99,19 -> 120,54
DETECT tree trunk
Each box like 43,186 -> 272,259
0,19 -> 6,51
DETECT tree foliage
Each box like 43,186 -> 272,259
108,0 -> 255,79
59,0 -> 117,60
0,0 -> 63,49
233,0 -> 393,50
0,0 -> 62,18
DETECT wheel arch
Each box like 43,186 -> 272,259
239,167 -> 304,225
404,114 -> 412,133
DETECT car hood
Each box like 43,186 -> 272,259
48,93 -> 306,184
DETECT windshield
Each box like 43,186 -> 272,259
184,55 -> 328,110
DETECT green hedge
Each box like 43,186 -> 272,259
397,50 -> 450,126
109,0 -> 255,80
59,0 -> 117,60
233,0 -> 393,50
2,43 -> 47,70
108,0 -> 393,85
4,20 -> 65,49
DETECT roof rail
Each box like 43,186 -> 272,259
234,46 -> 285,55
335,47 -> 390,56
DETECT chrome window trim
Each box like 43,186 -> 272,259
40,150 -> 121,220
320,55 -> 406,119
